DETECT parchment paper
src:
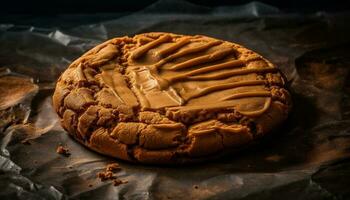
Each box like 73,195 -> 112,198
1,0 -> 350,199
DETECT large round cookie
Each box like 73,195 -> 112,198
53,32 -> 292,164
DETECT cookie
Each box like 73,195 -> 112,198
53,32 -> 292,164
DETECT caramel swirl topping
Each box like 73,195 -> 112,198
121,33 -> 281,117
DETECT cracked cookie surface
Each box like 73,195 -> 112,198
53,32 -> 292,164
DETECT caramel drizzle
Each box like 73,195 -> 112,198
184,80 -> 266,101
166,59 -> 244,83
168,48 -> 235,70
101,69 -> 139,107
156,37 -> 191,57
128,67 -> 184,109
130,35 -> 172,59
239,97 -> 272,117
128,35 -> 278,117
169,67 -> 277,82
152,40 -> 222,69
184,60 -> 245,76
127,69 -> 151,108
222,91 -> 271,101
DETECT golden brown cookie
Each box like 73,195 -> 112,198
52,32 -> 292,164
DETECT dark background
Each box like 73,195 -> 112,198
2,0 -> 350,14
1,0 -> 349,30
2,0 -> 350,13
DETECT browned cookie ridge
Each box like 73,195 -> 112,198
53,32 -> 292,164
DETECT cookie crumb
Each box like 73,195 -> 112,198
56,145 -> 71,157
97,163 -> 127,186
113,179 -> 123,186
106,163 -> 121,172
97,171 -> 114,181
